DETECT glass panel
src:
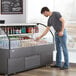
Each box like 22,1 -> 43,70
32,24 -> 54,46
0,28 -> 9,49
7,25 -> 35,49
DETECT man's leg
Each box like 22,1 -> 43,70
59,30 -> 69,68
55,33 -> 62,67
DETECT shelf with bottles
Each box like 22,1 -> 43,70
0,25 -> 39,36
0,24 -> 39,49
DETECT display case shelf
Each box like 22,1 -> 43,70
8,33 -> 34,36
0,23 -> 54,50
0,23 -> 54,76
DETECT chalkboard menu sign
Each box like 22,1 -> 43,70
1,0 -> 23,14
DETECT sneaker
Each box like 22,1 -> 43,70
50,65 -> 61,68
60,67 -> 68,70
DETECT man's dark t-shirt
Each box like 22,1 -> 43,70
47,12 -> 62,32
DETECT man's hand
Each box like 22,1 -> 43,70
58,31 -> 64,36
35,26 -> 50,41
35,36 -> 41,41
59,17 -> 65,37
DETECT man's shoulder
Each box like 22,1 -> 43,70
53,11 -> 60,14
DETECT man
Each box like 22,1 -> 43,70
36,7 -> 69,70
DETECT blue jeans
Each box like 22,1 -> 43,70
55,29 -> 69,68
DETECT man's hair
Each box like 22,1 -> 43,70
41,7 -> 50,14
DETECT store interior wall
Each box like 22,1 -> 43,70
0,0 -> 76,24
0,0 -> 76,63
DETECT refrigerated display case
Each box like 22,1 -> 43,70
0,24 -> 54,76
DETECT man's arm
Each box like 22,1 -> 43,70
35,26 -> 50,41
58,17 -> 65,36
59,17 -> 65,32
